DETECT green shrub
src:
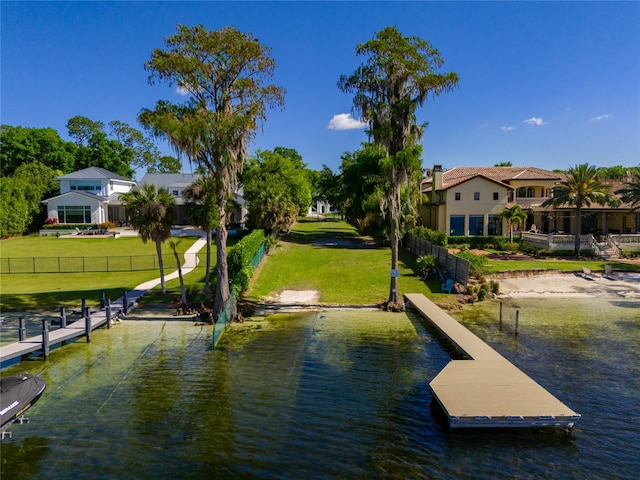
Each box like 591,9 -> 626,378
490,280 -> 500,295
228,229 -> 265,280
231,265 -> 254,296
416,254 -> 438,279
477,283 -> 490,301
41,223 -> 97,230
411,226 -> 448,246
456,250 -> 488,277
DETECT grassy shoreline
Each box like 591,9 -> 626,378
1,220 -> 638,313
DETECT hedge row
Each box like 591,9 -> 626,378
228,229 -> 265,295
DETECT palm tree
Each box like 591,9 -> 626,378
616,171 -> 640,211
168,239 -> 187,305
542,163 -> 611,256
499,204 -> 528,242
121,183 -> 176,294
183,177 -> 219,295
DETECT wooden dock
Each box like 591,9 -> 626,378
404,293 -> 581,429
0,289 -> 146,364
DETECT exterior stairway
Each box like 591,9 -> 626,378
595,241 -> 620,260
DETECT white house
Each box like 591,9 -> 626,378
43,167 -> 135,225
43,167 -> 246,227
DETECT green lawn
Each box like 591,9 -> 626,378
2,223 -> 637,312
245,219 -> 445,305
0,235 -> 202,312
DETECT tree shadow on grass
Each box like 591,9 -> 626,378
1,287 -> 132,313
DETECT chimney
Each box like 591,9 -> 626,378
433,165 -> 443,190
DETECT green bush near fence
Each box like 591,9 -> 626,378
410,226 -> 448,246
228,229 -> 265,295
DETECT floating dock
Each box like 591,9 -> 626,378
404,293 -> 581,429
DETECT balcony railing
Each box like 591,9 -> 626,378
513,196 -> 551,208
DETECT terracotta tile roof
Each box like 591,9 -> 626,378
422,166 -> 564,192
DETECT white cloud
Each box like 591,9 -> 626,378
501,126 -> 516,132
175,85 -> 189,96
523,117 -> 547,126
592,113 -> 614,121
327,113 -> 367,130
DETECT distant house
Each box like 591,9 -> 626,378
138,173 -> 247,227
308,198 -> 332,216
43,167 -> 136,225
43,167 -> 246,228
421,165 -> 639,236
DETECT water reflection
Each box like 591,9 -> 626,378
0,301 -> 638,479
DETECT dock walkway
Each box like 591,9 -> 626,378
404,293 -> 581,429
1,237 -> 206,365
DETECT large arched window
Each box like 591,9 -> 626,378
527,187 -> 535,197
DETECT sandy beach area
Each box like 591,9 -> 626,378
492,271 -> 640,299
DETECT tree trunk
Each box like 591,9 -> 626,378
387,180 -> 401,306
574,206 -> 583,256
204,228 -> 212,296
213,210 -> 231,321
155,239 -> 166,294
173,250 -> 187,304
388,215 -> 400,305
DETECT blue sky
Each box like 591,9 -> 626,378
2,1 -> 639,179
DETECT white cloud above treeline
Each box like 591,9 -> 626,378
523,117 -> 547,126
328,113 -> 367,130
592,113 -> 613,121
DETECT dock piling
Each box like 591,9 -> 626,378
19,317 -> 26,341
106,298 -> 112,329
123,291 -> 129,315
42,319 -> 50,358
84,307 -> 91,343
499,302 -> 503,328
100,290 -> 106,309
60,306 -> 67,328
515,310 -> 520,337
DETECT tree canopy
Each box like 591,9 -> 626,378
242,148 -> 312,236
139,24 -> 285,318
338,26 -> 458,306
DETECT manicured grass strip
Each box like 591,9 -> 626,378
0,237 -> 200,312
246,219 -> 440,305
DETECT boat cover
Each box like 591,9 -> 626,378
0,373 -> 47,430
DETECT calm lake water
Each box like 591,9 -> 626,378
1,297 -> 638,479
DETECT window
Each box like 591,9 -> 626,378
517,187 -> 526,198
172,190 -> 180,197
488,215 -> 502,236
527,187 -> 535,197
58,205 -> 91,224
493,192 -> 499,201
469,215 -> 484,236
449,215 -> 465,236
474,192 -> 480,201
455,192 -> 461,201
70,180 -> 101,192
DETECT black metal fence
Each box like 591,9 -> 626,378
0,254 -> 200,274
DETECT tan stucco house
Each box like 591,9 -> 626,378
420,165 -> 639,236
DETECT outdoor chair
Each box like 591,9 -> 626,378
581,266 -> 599,280
441,278 -> 454,293
604,265 -> 617,280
